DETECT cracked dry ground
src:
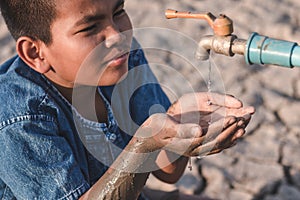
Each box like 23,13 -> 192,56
126,0 -> 300,200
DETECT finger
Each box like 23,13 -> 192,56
185,117 -> 237,157
190,140 -> 217,157
175,123 -> 203,138
206,147 -> 223,156
212,118 -> 247,150
164,138 -> 196,155
232,128 -> 246,140
198,128 -> 245,156
216,120 -> 240,141
164,136 -> 206,156
225,106 -> 256,117
169,111 -> 203,124
220,128 -> 244,150
234,115 -> 254,131
207,139 -> 238,156
203,116 -> 237,142
145,113 -> 176,136
167,93 -> 202,115
206,93 -> 243,109
245,106 -> 256,114
243,115 -> 252,127
191,126 -> 239,157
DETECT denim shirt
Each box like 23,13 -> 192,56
0,43 -> 171,199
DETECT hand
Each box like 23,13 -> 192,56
167,92 -> 255,156
167,92 -> 254,126
134,92 -> 255,157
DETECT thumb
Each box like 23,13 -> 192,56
175,123 -> 203,138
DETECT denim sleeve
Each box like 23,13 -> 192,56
0,115 -> 90,200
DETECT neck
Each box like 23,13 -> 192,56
52,81 -> 74,103
51,81 -> 108,123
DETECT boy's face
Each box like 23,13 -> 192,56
42,0 -> 133,87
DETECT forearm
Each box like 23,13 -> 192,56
80,137 -> 158,200
153,150 -> 189,184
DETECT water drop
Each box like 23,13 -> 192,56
197,155 -> 207,160
207,57 -> 212,93
207,100 -> 213,106
188,157 -> 192,171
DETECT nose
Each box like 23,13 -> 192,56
104,25 -> 126,48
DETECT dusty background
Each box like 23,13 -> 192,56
1,0 -> 300,200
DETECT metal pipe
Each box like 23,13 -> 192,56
195,35 -> 247,60
231,38 -> 247,55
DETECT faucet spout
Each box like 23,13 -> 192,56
165,9 -> 300,68
195,35 -> 247,60
195,35 -> 213,60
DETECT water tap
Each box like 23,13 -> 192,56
165,9 -> 300,68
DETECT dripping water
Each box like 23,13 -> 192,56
207,54 -> 213,94
185,50 -> 214,170
207,53 -> 213,126
194,51 -> 213,162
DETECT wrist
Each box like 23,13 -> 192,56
117,136 -> 160,173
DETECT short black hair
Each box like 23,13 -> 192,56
0,0 -> 56,44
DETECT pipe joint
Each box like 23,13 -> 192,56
195,35 -> 246,60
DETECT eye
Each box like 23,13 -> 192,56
114,9 -> 126,17
78,24 -> 97,33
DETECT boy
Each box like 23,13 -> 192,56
0,0 -> 254,199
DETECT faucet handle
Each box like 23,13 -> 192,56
165,9 -> 233,36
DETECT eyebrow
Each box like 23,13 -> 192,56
114,0 -> 125,11
74,0 -> 125,27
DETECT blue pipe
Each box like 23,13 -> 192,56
245,32 -> 300,68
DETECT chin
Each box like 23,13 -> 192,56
97,67 -> 128,86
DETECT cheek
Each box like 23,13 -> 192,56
46,42 -> 94,79
118,14 -> 133,34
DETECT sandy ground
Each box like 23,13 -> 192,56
1,1 -> 300,200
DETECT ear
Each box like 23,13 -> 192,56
16,36 -> 51,74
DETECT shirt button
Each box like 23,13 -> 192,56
108,133 -> 117,142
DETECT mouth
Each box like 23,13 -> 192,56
106,51 -> 129,68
